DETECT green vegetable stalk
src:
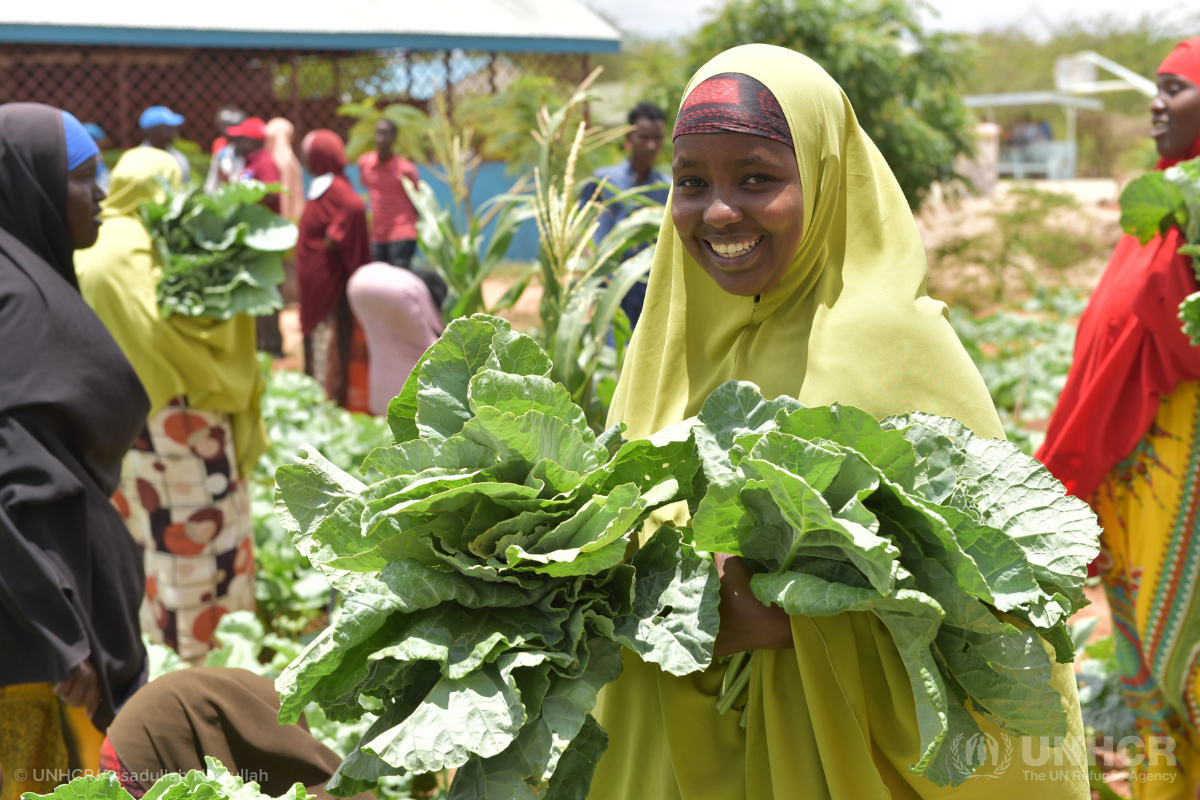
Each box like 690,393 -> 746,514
142,180 -> 298,320
1118,158 -> 1200,343
273,314 -> 719,800
688,381 -> 1100,787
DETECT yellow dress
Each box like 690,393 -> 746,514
588,44 -> 1089,799
1095,380 -> 1200,799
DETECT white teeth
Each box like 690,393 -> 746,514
709,238 -> 761,257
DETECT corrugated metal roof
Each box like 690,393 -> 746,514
0,0 -> 622,53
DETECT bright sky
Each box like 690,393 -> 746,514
581,0 -> 1188,38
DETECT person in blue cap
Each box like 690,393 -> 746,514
139,106 -> 190,183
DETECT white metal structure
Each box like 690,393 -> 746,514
1055,51 -> 1158,98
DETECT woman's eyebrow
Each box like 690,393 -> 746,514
674,157 -> 704,169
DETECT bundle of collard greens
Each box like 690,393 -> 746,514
143,180 -> 297,320
1118,156 -> 1200,342
689,381 -> 1100,787
22,757 -> 307,800
273,314 -> 719,799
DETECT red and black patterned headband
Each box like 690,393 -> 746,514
673,72 -> 793,147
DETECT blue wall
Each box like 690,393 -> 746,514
304,161 -> 542,262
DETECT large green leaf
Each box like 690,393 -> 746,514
741,458 -> 898,592
891,413 -> 1100,612
694,381 -> 802,476
611,526 -> 720,675
363,662 -> 528,772
416,317 -> 503,440
1120,170 -> 1185,245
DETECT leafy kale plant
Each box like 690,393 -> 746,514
21,757 -> 307,800
273,314 -> 719,800
689,381 -> 1100,787
1118,157 -> 1200,342
143,180 -> 298,320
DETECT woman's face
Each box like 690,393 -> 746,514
66,155 -> 105,250
671,132 -> 804,297
1151,73 -> 1200,160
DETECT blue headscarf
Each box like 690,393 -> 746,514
61,110 -> 99,171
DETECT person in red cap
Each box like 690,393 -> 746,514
1037,37 -> 1200,794
226,116 -> 282,214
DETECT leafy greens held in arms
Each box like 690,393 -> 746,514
1118,156 -> 1200,343
274,314 -> 719,800
21,757 -> 308,800
143,179 -> 297,320
688,381 -> 1100,788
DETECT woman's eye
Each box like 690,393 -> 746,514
677,177 -> 704,188
744,175 -> 772,186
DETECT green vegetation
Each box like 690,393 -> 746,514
951,291 -> 1082,454
274,314 -> 717,798
934,188 -> 1102,302
22,757 -> 307,800
145,180 -> 297,320
1118,156 -> 1200,342
690,381 -> 1099,785
251,361 -> 388,637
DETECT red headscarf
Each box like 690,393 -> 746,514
295,130 -> 371,335
301,129 -> 347,177
1156,38 -> 1200,169
1037,39 -> 1200,505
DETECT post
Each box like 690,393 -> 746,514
290,50 -> 301,139
488,52 -> 496,94
443,50 -> 453,116
1065,105 -> 1077,179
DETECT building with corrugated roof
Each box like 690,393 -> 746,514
0,0 -> 621,146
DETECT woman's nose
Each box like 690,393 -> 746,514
1151,93 -> 1168,114
703,197 -> 742,227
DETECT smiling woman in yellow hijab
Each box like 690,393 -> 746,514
590,44 -> 1087,800
75,147 -> 266,665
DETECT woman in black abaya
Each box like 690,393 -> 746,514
0,104 -> 150,794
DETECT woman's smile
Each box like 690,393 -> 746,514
705,235 -> 764,261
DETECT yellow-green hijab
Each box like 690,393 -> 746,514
609,44 -> 1002,440
590,45 -> 1086,800
75,147 -> 267,478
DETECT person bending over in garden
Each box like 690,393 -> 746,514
76,147 -> 267,667
586,44 -> 1088,800
98,668 -> 379,800
346,258 -> 444,416
358,116 -> 421,270
297,129 -> 372,412
1038,36 -> 1200,797
0,104 -> 150,793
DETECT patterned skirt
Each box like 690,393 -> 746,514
111,401 -> 255,664
1095,379 -> 1200,797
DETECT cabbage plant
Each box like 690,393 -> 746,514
142,179 -> 297,320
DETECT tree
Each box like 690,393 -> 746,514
685,0 -> 976,209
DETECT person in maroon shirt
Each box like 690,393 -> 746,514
296,129 -> 372,410
225,117 -> 281,214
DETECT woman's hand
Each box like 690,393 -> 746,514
324,234 -> 339,252
54,659 -> 100,715
713,553 -> 793,657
